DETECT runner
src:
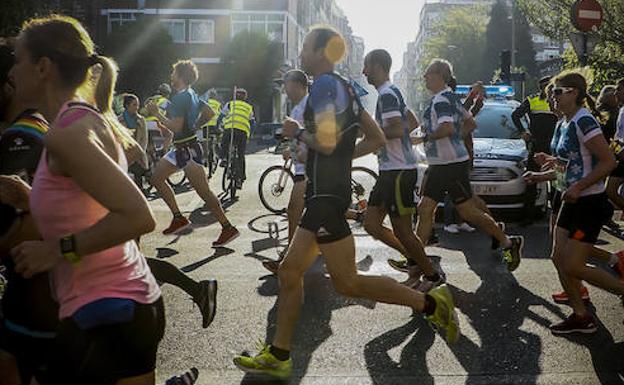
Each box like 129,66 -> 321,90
8,15 -> 163,384
0,37 -> 58,385
606,79 -> 624,222
414,59 -> 523,271
147,60 -> 239,245
233,27 -> 459,379
361,49 -> 442,292
263,69 -> 310,274
523,71 -> 624,334
119,93 -> 149,187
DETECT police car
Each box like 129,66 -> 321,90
459,85 -> 548,215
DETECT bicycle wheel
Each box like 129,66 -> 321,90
350,166 -> 378,203
258,165 -> 295,214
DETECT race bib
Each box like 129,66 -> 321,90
553,157 -> 570,192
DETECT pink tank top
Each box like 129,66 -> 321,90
30,101 -> 161,319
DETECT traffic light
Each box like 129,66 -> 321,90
500,50 -> 511,84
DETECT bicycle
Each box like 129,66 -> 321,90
220,86 -> 245,202
258,158 -> 378,214
200,125 -> 221,179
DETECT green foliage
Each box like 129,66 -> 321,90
483,0 -> 538,84
419,5 -> 489,84
218,30 -> 283,105
517,0 -> 624,89
100,18 -> 182,100
0,0 -> 53,36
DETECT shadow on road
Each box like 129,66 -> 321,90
239,256 -> 375,385
180,247 -> 234,273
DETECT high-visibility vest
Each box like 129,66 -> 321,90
144,95 -> 169,122
223,100 -> 253,137
528,95 -> 551,114
207,98 -> 221,127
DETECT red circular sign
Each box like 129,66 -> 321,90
571,0 -> 603,32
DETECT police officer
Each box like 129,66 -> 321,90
512,76 -> 558,223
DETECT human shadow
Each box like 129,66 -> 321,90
180,247 -> 234,273
240,256 -> 376,385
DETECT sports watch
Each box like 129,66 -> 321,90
60,234 -> 80,265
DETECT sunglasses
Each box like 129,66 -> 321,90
552,87 -> 576,96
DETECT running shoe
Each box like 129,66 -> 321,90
550,313 -> 597,335
502,235 -> 523,272
233,342 -> 292,379
425,285 -> 460,344
262,260 -> 281,274
551,286 -> 590,304
212,225 -> 240,247
613,250 -> 624,280
387,255 -> 409,273
163,216 -> 191,235
491,222 -> 506,250
194,280 -> 217,328
413,273 -> 446,293
457,223 -> 476,232
163,367 -> 199,385
444,224 -> 460,234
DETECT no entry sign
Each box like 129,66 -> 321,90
571,0 -> 604,32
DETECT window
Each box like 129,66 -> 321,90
108,12 -> 139,33
231,12 -> 286,43
189,20 -> 215,43
161,19 -> 185,43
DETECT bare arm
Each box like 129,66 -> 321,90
353,110 -> 386,159
193,103 -> 215,130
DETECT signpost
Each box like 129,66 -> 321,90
570,0 -> 603,65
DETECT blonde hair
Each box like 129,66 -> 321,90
21,15 -> 132,148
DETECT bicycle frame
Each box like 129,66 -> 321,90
277,158 -> 294,192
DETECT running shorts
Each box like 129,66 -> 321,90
299,198 -> 351,244
368,169 -> 417,217
164,141 -> 203,169
556,192 -> 612,244
421,160 -> 472,204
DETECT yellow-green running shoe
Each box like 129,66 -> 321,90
502,235 -> 523,272
426,285 -> 460,344
233,342 -> 292,379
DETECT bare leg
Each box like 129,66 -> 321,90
184,161 -> 229,226
456,198 -> 510,247
363,206 -> 408,255
150,158 -> 181,215
116,372 -> 155,385
606,177 -> 624,210
416,197 -> 438,247
390,214 -> 435,276
286,181 -> 306,244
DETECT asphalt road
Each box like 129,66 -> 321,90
140,150 -> 624,385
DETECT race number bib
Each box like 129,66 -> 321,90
553,157 -> 570,192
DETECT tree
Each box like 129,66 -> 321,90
218,30 -> 283,108
419,5 -> 489,84
517,0 -> 624,90
483,0 -> 538,84
100,18 -> 182,100
0,0 -> 54,36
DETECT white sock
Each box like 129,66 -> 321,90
609,253 -> 619,267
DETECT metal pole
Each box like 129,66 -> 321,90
580,33 -> 588,66
511,1 -> 516,69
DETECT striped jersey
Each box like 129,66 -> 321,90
0,109 -> 48,183
551,108 -> 605,196
422,87 -> 470,165
375,81 -> 417,171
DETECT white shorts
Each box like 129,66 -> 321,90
164,142 -> 203,169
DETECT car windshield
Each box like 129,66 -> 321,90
473,104 -> 525,139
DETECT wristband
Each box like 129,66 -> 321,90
60,234 -> 80,265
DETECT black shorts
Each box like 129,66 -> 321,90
45,298 -> 165,385
556,192 -> 613,244
164,141 -> 203,169
611,160 -> 624,178
299,198 -> 351,244
368,169 -> 417,217
0,321 -> 54,384
422,161 -> 472,204
293,174 -> 306,183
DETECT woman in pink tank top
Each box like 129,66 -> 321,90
8,15 -> 163,385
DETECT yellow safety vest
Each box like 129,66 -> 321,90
144,95 -> 169,122
207,98 -> 221,127
223,100 -> 253,137
528,95 -> 551,114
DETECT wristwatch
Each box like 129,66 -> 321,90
60,234 -> 80,265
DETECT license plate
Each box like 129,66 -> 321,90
472,185 -> 498,195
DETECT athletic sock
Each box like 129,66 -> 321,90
425,272 -> 441,282
269,345 -> 290,361
609,253 -> 619,267
424,294 -> 437,316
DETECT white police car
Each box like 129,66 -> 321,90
465,86 -> 547,215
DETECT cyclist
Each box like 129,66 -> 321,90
200,89 -> 222,168
220,88 -> 255,189
263,70 -> 310,274
147,60 -> 239,245
361,49 -> 442,292
234,27 -> 459,379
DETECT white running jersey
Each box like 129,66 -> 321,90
291,95 -> 308,176
375,81 -> 417,171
